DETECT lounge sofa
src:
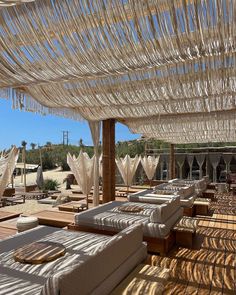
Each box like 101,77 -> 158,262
0,224 -> 147,295
72,200 -> 183,255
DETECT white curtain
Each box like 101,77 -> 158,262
223,154 -> 232,174
141,155 -> 160,183
116,155 -> 140,187
195,154 -> 206,179
187,154 -> 194,180
209,154 -> 222,183
67,151 -> 95,206
0,147 -> 19,199
176,154 -> 186,179
89,121 -> 101,207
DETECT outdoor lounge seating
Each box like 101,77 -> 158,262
0,224 -> 165,295
71,200 -> 183,254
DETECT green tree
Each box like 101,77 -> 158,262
30,143 -> 36,150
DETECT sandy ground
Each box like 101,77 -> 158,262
0,168 -> 83,215
14,167 -> 69,190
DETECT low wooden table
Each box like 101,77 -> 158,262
29,210 -> 75,228
58,201 -> 87,213
173,217 -> 198,248
14,241 -> 66,264
0,211 -> 21,222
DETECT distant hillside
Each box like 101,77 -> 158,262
17,139 -> 236,171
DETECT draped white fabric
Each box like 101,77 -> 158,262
0,146 -> 19,199
67,151 -> 95,205
176,154 -> 186,179
0,0 -> 234,143
116,155 -> 140,187
209,154 -> 222,183
195,154 -> 206,179
88,121 -> 101,207
141,155 -> 160,181
187,154 -> 194,180
222,154 -> 232,174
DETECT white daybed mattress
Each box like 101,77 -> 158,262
75,201 -> 183,238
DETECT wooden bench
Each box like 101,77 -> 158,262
111,264 -> 170,295
173,217 -> 198,248
194,198 -> 211,215
58,201 -> 87,213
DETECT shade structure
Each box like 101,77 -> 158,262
141,155 -> 160,183
0,0 -> 234,144
176,154 -> 186,179
116,155 -> 140,188
223,154 -> 233,174
0,146 -> 19,199
67,151 -> 95,206
195,154 -> 206,179
187,154 -> 194,180
36,165 -> 44,190
209,154 -> 222,183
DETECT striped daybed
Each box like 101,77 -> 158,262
0,224 -> 147,295
72,200 -> 183,254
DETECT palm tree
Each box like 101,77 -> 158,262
30,143 -> 36,150
79,138 -> 84,151
21,140 -> 27,148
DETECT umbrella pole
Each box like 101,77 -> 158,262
86,194 -> 89,209
150,179 -> 152,188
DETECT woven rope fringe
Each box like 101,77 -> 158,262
0,87 -> 83,121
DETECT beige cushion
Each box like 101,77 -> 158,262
16,216 -> 38,232
149,196 -> 180,223
59,224 -> 144,295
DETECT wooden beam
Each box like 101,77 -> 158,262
102,119 -> 116,203
169,144 -> 175,180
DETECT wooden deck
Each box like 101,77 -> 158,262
151,192 -> 236,294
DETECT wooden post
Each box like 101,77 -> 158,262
169,144 -> 175,180
23,146 -> 27,192
102,119 -> 116,203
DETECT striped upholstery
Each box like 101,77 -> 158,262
75,201 -> 183,238
0,225 -> 146,295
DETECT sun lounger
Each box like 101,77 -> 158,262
0,224 -> 152,295
71,200 -> 183,255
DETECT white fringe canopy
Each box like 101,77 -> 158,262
0,0 -> 234,143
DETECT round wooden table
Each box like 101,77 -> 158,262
14,241 -> 66,264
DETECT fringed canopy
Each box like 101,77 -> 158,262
0,0 -> 235,143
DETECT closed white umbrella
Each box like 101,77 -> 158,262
36,165 -> 44,190
0,146 -> 19,199
141,155 -> 160,186
116,155 -> 140,192
67,151 -> 95,207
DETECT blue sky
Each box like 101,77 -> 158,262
0,99 -> 139,150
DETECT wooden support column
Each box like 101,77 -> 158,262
169,144 -> 176,180
102,119 -> 116,203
